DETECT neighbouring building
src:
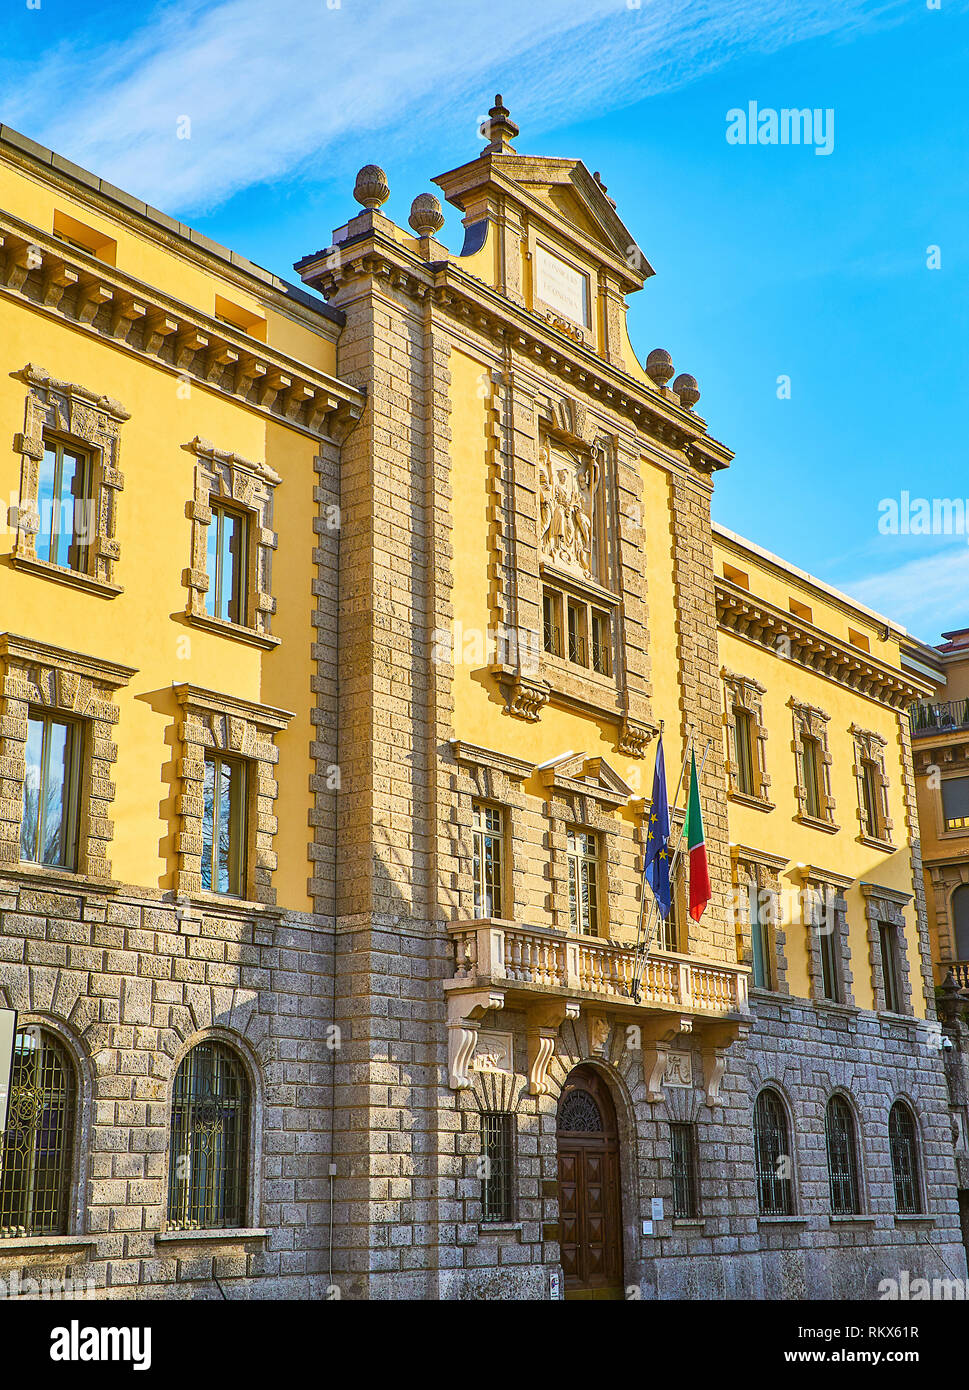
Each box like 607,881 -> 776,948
0,100 -> 965,1301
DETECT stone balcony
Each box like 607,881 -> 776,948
443,918 -> 750,1103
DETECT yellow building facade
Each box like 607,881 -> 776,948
0,101 -> 965,1301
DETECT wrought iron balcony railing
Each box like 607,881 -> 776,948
910,699 -> 969,737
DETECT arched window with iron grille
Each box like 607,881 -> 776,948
0,1026 -> 76,1237
753,1088 -> 794,1215
167,1040 -> 250,1231
889,1100 -> 922,1215
825,1095 -> 862,1215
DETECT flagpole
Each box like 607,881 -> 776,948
630,726 -> 694,1000
634,736 -> 712,993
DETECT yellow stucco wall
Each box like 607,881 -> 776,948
0,158 -> 324,910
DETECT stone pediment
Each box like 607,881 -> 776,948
434,153 -> 653,289
538,751 -> 634,805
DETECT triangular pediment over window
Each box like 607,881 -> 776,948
538,751 -> 633,806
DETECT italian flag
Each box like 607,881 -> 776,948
684,751 -> 711,922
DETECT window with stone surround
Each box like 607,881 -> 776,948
790,700 -> 837,830
541,756 -> 631,940
182,436 -> 280,649
861,883 -> 914,1016
753,1089 -> 795,1216
851,725 -> 893,848
451,742 -> 533,925
722,670 -> 771,807
731,847 -> 789,995
173,684 -> 292,905
800,872 -> 854,1007
11,363 -> 127,597
670,1122 -> 700,1218
0,635 -> 135,882
471,802 -> 505,919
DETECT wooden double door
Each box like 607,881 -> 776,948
556,1065 -> 624,1300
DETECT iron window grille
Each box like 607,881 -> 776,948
825,1096 -> 861,1215
472,803 -> 504,919
167,1041 -> 249,1231
590,608 -> 612,675
889,1102 -> 922,1215
481,1112 -> 514,1222
670,1123 -> 699,1218
201,754 -> 248,896
753,1089 -> 794,1215
0,1026 -> 75,1237
567,827 -> 600,937
20,711 -> 82,871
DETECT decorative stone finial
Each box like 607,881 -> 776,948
645,348 -> 674,386
593,171 -> 617,209
938,969 -> 965,1027
353,165 -> 390,210
482,94 -> 519,153
408,193 -> 445,236
673,372 -> 700,408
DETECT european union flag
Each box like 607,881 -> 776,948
643,735 -> 672,919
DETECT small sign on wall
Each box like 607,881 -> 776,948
651,1197 -> 664,1222
0,1008 -> 17,1133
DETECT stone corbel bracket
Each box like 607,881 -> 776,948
526,1000 -> 580,1096
446,989 -> 505,1089
698,1018 -> 752,1107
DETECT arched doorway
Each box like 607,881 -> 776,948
556,1064 -> 624,1300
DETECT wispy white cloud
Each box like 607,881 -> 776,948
837,543 -> 969,641
0,0 -> 912,214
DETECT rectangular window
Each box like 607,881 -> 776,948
20,712 -> 82,871
590,609 -> 611,675
37,440 -> 91,572
816,906 -> 842,1003
750,884 -> 773,991
802,735 -> 823,819
942,777 -> 969,831
567,828 -> 599,937
861,760 -> 881,838
567,601 -> 587,667
670,1123 -> 699,1218
201,755 -> 248,896
542,588 -> 562,656
879,923 -> 901,1013
205,504 -> 248,625
734,709 -> 756,796
659,880 -> 679,953
472,803 -> 504,919
481,1112 -> 514,1222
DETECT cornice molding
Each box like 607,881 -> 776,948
716,579 -> 929,710
0,211 -> 364,442
450,740 -> 533,782
0,633 -> 137,687
173,682 -> 294,731
300,229 -> 732,471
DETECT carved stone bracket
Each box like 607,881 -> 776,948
526,999 -> 580,1096
617,717 -> 657,759
494,669 -> 550,723
698,1019 -> 751,1107
446,989 -> 505,1089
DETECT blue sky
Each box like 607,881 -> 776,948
2,0 -> 968,643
